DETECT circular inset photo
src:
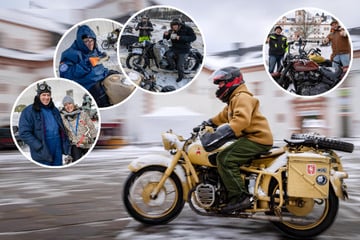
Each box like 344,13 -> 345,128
118,5 -> 205,94
54,18 -> 137,109
11,78 -> 101,168
263,8 -> 352,97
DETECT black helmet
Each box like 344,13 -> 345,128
170,18 -> 182,27
209,66 -> 244,103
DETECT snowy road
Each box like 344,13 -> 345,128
0,146 -> 359,239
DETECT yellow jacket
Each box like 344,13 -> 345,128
211,84 -> 273,146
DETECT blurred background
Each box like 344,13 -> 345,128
1,0 -> 359,149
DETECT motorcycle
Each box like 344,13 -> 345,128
125,39 -> 203,73
272,38 -> 345,96
123,125 -> 354,239
101,32 -> 118,50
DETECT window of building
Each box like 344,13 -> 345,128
66,89 -> 74,98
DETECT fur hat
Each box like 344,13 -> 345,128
36,82 -> 51,96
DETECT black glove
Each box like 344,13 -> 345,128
201,119 -> 217,128
193,119 -> 216,133
200,124 -> 236,152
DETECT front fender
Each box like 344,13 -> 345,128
128,154 -> 187,184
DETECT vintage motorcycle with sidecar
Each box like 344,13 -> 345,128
123,124 -> 354,239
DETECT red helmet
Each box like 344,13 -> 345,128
210,66 -> 244,102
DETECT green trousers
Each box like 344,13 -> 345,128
216,137 -> 272,201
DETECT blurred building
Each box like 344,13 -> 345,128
0,3 -> 359,145
275,9 -> 334,41
121,52 -> 360,142
0,0 -> 151,126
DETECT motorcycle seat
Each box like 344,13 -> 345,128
284,139 -> 306,146
256,147 -> 285,159
320,66 -> 342,81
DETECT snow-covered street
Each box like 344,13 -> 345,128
0,145 -> 359,239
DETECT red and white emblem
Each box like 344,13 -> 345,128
196,147 -> 201,155
307,164 -> 316,175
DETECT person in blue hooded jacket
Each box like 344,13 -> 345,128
59,25 -> 115,107
19,81 -> 70,166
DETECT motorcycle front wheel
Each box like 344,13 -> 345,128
123,165 -> 185,225
126,54 -> 148,70
268,178 -> 339,239
101,40 -> 110,50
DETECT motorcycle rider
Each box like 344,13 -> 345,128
200,67 -> 273,213
135,15 -> 154,43
266,25 -> 288,74
163,18 -> 196,82
323,19 -> 351,68
59,25 -> 118,108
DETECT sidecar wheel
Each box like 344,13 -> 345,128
268,178 -> 339,239
123,165 -> 185,225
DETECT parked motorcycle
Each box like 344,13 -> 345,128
101,32 -> 118,50
125,39 -> 203,73
123,125 -> 354,239
272,39 -> 345,96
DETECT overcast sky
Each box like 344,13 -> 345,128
157,0 -> 359,52
2,0 -> 358,53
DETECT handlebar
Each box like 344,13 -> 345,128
288,39 -> 320,46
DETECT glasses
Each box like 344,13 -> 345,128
83,38 -> 95,44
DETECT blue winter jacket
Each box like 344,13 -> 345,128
59,25 -> 109,90
19,103 -> 70,164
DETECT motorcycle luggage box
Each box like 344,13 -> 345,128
287,152 -> 330,198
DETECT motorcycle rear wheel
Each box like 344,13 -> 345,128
268,178 -> 338,239
185,54 -> 200,71
123,165 -> 185,225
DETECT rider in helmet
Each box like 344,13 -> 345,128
163,18 -> 196,82
135,15 -> 153,43
200,66 -> 273,213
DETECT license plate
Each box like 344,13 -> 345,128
132,48 -> 143,54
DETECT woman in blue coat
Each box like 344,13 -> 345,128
19,82 -> 70,166
59,25 -> 112,107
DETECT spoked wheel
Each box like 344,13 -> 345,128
123,166 -> 185,225
101,40 -> 110,50
185,55 -> 199,72
267,178 -> 339,239
126,54 -> 147,69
